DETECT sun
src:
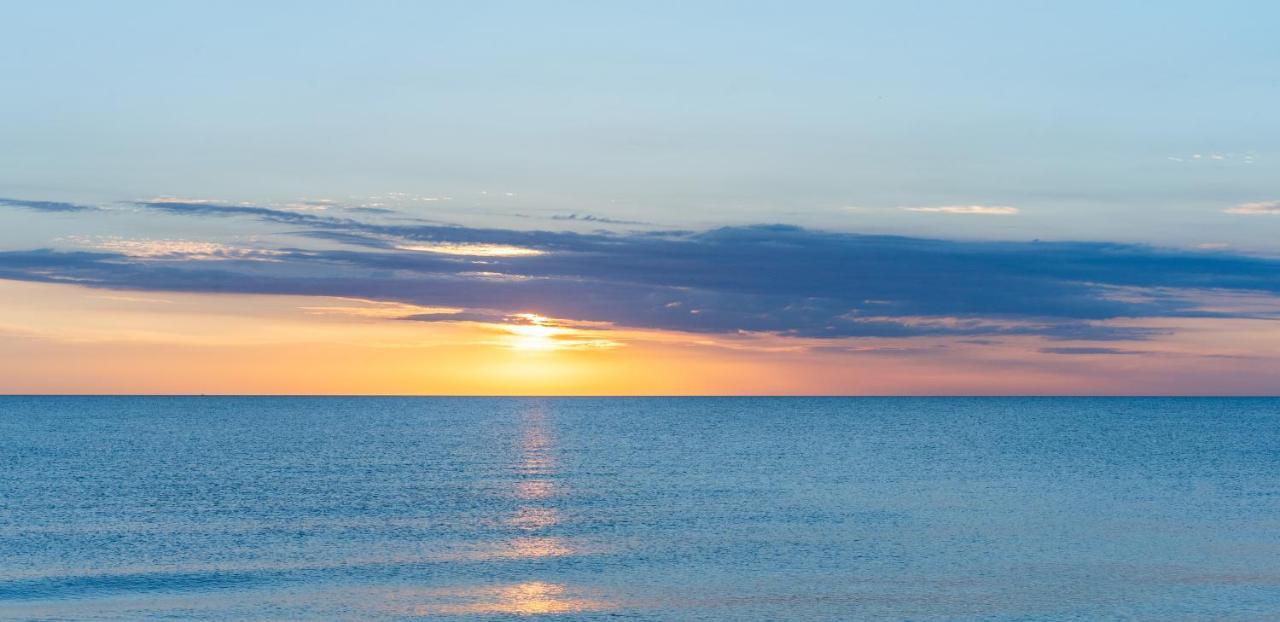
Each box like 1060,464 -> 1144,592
506,323 -> 562,351
504,313 -> 565,351
492,313 -> 623,352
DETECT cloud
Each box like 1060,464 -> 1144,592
1168,153 -> 1256,165
397,243 -> 545,257
901,205 -> 1019,215
345,206 -> 398,214
65,236 -> 285,261
1038,346 -> 1148,355
0,197 -> 96,212
808,344 -> 944,355
135,199 -> 350,227
549,213 -> 650,226
301,299 -> 463,318
1224,200 -> 1280,215
5,200 -> 1280,342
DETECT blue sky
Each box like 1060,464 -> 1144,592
2,1 -> 1277,246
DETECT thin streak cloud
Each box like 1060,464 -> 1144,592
901,205 -> 1020,215
1224,200 -> 1280,215
0,197 -> 96,213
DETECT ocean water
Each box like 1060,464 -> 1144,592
1,397 -> 1278,621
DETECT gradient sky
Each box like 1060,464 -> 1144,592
1,1 -> 1278,394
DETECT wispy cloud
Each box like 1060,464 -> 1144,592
901,205 -> 1019,215
549,213 -> 649,226
396,243 -> 545,257
66,236 -> 286,261
0,197 -> 96,212
1039,346 -> 1148,356
345,206 -> 398,215
1224,200 -> 1280,215
301,298 -> 463,318
1168,152 -> 1256,164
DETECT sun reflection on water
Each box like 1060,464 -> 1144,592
513,404 -> 561,500
514,479 -> 556,500
504,535 -> 573,559
507,506 -> 560,531
386,403 -> 617,616
399,581 -> 614,616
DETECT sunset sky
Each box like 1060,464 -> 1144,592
2,1 -> 1278,394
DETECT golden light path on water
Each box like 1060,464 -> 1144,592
381,402 -> 620,617
393,582 -> 614,616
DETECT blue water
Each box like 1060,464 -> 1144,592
1,397 -> 1278,621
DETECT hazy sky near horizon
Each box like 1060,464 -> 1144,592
1,2 -> 1278,394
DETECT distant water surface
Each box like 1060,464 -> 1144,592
1,397 -> 1278,620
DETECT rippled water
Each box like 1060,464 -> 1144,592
2,397 -> 1279,620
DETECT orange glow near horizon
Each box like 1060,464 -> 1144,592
2,278 -> 1280,395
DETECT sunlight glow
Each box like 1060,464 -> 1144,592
496,313 -> 622,352
506,322 -> 563,351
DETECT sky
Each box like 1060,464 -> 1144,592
1,1 -> 1278,394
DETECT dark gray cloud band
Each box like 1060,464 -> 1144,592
1,198 -> 1278,340
0,197 -> 96,212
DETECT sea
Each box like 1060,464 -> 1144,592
1,397 -> 1278,621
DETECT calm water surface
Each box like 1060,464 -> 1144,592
1,397 -> 1278,620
